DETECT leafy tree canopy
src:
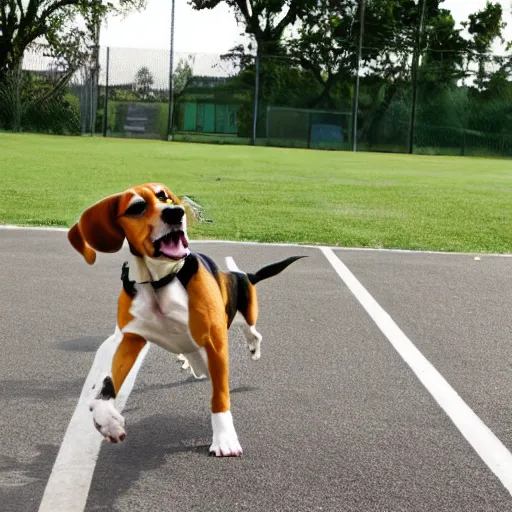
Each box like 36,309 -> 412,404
0,0 -> 145,79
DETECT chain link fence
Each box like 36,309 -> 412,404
0,44 -> 100,135
1,10 -> 511,157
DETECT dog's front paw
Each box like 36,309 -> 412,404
209,411 -> 243,457
209,432 -> 243,457
89,398 -> 126,443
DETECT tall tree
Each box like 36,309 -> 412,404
0,0 -> 145,80
285,0 -> 427,107
285,0 -> 507,107
134,66 -> 154,99
173,55 -> 194,96
462,1 -> 506,88
189,0 -> 315,55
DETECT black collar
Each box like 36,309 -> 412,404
147,272 -> 176,290
121,261 -> 178,295
121,255 -> 201,297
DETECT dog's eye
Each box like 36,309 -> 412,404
124,200 -> 147,217
155,190 -> 167,201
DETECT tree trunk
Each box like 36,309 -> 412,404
308,78 -> 337,109
258,38 -> 282,57
0,35 -> 14,82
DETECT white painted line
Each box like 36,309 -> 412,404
320,246 -> 512,495
0,224 -> 69,232
1,224 -> 511,258
200,240 -> 512,258
225,256 -> 241,272
38,328 -> 150,512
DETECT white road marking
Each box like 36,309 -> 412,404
320,246 -> 512,496
0,224 -> 69,232
225,256 -> 241,272
38,328 -> 150,512
1,225 -> 510,257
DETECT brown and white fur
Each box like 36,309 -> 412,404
68,183 -> 305,456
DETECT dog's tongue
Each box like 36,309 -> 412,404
160,233 -> 189,259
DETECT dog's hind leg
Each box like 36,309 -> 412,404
177,352 -> 208,379
177,353 -> 190,371
187,263 -> 243,457
241,322 -> 262,361
236,275 -> 262,361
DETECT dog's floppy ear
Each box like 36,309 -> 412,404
68,193 -> 125,265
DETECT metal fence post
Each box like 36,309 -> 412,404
102,47 -> 110,137
252,53 -> 260,146
14,59 -> 23,132
352,0 -> 366,152
408,0 -> 427,154
266,104 -> 270,143
167,0 -> 176,140
88,73 -> 93,135
307,111 -> 312,149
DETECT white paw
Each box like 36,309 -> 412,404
89,398 -> 126,443
249,338 -> 261,361
210,411 -> 243,457
243,325 -> 262,361
177,353 -> 208,380
177,354 -> 190,371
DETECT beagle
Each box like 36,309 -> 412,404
68,183 -> 305,457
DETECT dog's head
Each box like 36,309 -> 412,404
68,183 -> 193,265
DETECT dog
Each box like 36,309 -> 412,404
68,183 -> 305,456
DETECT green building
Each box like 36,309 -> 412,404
175,76 -> 244,135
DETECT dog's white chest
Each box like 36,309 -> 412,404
123,279 -> 199,355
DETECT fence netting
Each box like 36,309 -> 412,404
1,5 -> 511,158
0,44 -> 98,135
100,47 -> 170,139
413,55 -> 512,157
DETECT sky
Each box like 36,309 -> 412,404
99,0 -> 512,54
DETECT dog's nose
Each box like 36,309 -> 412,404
161,206 -> 185,225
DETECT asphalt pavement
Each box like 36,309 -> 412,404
1,228 -> 511,512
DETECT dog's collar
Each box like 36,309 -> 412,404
129,255 -> 185,283
126,254 -> 186,289
121,261 -> 178,295
121,253 -> 217,297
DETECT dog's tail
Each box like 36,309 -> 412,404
247,256 -> 307,285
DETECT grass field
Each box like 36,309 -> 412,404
1,132 -> 511,253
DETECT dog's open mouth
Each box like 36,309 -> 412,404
154,230 -> 189,260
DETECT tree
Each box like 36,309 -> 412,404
284,0 -> 507,108
285,0 -> 424,108
462,1 -> 506,89
173,55 -> 194,96
134,66 -> 154,99
189,0 -> 315,56
0,0 -> 145,81
419,8 -> 469,87
1,1 -> 145,133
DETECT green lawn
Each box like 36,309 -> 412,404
1,132 -> 511,253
